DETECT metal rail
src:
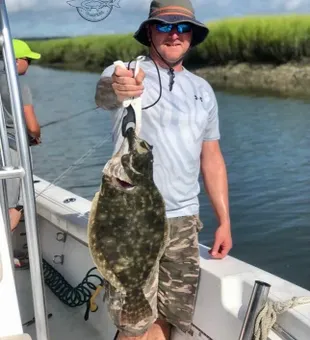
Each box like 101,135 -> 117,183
273,323 -> 297,340
239,280 -> 298,340
239,280 -> 271,340
0,0 -> 50,338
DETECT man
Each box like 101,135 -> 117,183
95,1 -> 232,339
0,39 -> 41,235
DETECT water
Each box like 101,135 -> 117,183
24,65 -> 310,290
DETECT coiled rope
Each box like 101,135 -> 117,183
254,296 -> 310,340
42,258 -> 105,320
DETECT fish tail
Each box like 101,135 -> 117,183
120,289 -> 152,325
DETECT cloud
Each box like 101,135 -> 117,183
6,0 -> 149,13
7,0 -> 310,38
6,0 -> 310,13
269,0 -> 310,10
282,0 -> 308,10
7,0 -> 37,12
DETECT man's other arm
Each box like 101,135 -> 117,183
200,89 -> 232,258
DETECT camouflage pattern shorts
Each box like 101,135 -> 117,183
104,215 -> 203,337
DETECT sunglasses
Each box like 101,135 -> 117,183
155,23 -> 192,34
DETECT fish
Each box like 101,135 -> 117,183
87,126 -> 169,325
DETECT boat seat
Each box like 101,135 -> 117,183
0,335 -> 32,340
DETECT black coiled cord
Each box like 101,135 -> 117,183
42,258 -> 104,320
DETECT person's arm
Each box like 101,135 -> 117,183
95,64 -> 121,110
200,140 -> 230,226
200,89 -> 232,258
95,64 -> 145,110
21,84 -> 40,138
95,76 -> 122,111
24,104 -> 40,138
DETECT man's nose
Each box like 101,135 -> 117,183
168,28 -> 180,39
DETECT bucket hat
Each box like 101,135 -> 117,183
13,39 -> 41,60
134,0 -> 209,47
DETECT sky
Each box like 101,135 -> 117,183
5,0 -> 310,39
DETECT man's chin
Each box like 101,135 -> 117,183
160,50 -> 185,63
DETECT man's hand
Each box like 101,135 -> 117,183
209,223 -> 232,259
111,66 -> 145,103
29,136 -> 41,146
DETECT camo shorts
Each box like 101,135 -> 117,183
104,214 -> 203,337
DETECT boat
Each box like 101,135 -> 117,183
0,1 -> 310,339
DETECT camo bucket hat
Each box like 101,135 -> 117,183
134,0 -> 209,47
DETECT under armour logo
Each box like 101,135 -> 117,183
194,95 -> 203,102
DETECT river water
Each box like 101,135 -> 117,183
24,65 -> 310,290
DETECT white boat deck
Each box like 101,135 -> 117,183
15,269 -> 107,340
1,175 -> 310,340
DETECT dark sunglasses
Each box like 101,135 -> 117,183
155,23 -> 192,34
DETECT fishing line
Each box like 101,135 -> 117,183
15,104 -> 108,215
34,134 -> 111,199
21,105 -> 108,204
20,56 -> 159,209
19,133 -> 112,215
40,106 -> 99,129
35,135 -> 111,197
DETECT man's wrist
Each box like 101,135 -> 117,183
218,218 -> 231,228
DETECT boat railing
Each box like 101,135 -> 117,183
0,0 -> 49,339
239,280 -> 299,340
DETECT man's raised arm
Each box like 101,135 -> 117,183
95,76 -> 121,110
95,64 -> 145,111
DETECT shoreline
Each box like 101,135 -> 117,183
35,61 -> 310,100
192,62 -> 310,99
26,14 -> 310,100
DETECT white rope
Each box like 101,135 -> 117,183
253,296 -> 310,340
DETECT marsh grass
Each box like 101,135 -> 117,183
26,15 -> 310,70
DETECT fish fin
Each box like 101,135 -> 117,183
87,191 -> 124,292
155,217 -> 170,262
163,218 -> 170,248
120,288 -> 152,325
87,191 -> 100,223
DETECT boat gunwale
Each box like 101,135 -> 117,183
32,175 -> 310,340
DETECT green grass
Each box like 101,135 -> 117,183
25,14 -> 310,71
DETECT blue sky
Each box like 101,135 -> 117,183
6,0 -> 310,38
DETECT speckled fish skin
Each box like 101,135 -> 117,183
87,128 -> 169,325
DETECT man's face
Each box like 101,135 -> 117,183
16,58 -> 30,75
149,22 -> 192,63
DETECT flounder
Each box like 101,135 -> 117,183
87,127 -> 169,325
